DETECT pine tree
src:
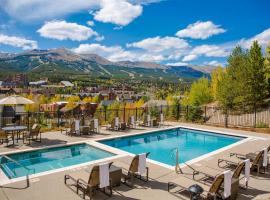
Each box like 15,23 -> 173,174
246,41 -> 267,106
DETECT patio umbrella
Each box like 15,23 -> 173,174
0,95 -> 34,105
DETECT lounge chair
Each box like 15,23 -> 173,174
0,129 -> 14,146
218,149 -> 265,175
64,162 -> 113,199
189,162 -> 245,199
230,145 -> 270,163
23,124 -> 41,144
168,173 -> 225,200
121,153 -> 150,187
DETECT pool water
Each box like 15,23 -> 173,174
0,144 -> 114,179
101,128 -> 242,166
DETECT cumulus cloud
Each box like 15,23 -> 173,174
182,54 -> 198,62
93,0 -> 143,26
176,21 -> 226,39
239,28 -> 270,49
127,36 -> 189,52
0,0 -> 100,21
72,43 -> 166,62
87,20 -> 95,26
191,45 -> 229,57
37,20 -> 100,41
0,34 -> 37,50
166,62 -> 188,66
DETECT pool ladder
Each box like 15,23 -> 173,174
0,155 -> 35,188
171,147 -> 182,174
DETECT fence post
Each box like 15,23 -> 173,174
186,105 -> 189,120
204,106 -> 207,123
254,106 -> 257,128
27,111 -> 30,130
57,109 -> 60,128
177,104 -> 180,121
104,107 -> 107,122
135,107 -> 138,121
225,109 -> 228,128
123,106 -> 126,122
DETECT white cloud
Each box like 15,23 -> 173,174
0,34 -> 37,50
176,21 -> 226,39
0,0 -> 100,21
204,60 -> 223,66
93,0 -> 142,26
166,62 -> 188,66
72,43 -> 166,62
182,54 -> 198,62
37,20 -> 100,41
191,45 -> 229,57
87,20 -> 95,26
127,36 -> 189,52
95,35 -> 105,41
239,28 -> 270,49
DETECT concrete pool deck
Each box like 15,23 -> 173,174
0,122 -> 270,200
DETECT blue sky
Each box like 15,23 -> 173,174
0,0 -> 269,66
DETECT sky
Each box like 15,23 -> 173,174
0,0 -> 270,66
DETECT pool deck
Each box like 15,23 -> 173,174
0,122 -> 270,200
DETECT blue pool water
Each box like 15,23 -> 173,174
101,128 -> 242,166
0,144 -> 114,179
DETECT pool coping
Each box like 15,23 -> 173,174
0,124 -> 267,185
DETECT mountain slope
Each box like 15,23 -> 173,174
0,48 -> 208,80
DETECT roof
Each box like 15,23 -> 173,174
60,81 -> 74,87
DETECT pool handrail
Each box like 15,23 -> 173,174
0,155 -> 35,187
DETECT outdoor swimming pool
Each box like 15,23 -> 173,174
0,143 -> 114,179
101,128 -> 243,166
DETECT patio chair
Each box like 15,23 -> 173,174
127,116 -> 136,129
158,113 -> 164,127
168,173 -> 226,200
108,117 -> 119,131
23,124 -> 41,144
64,162 -> 113,200
0,129 -> 14,146
218,149 -> 265,175
122,152 -> 150,187
65,121 -> 78,136
89,119 -> 99,134
142,114 -> 151,127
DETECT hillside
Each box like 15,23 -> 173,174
0,48 -> 209,81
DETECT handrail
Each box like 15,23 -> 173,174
0,155 -> 35,187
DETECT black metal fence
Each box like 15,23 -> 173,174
0,105 -> 269,130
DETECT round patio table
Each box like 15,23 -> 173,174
2,126 -> 28,144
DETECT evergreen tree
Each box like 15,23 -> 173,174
246,41 -> 267,106
216,46 -> 248,108
264,42 -> 270,96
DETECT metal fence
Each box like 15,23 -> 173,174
0,105 -> 269,130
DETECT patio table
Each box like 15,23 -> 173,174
2,126 -> 28,144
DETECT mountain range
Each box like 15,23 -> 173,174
0,48 -> 214,81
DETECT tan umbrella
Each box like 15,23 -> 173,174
0,95 -> 34,105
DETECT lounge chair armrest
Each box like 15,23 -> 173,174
77,178 -> 90,188
230,152 -> 245,159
